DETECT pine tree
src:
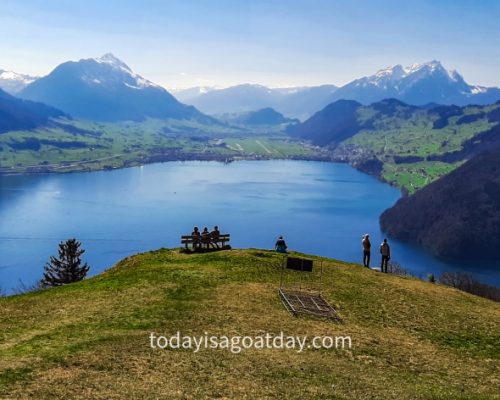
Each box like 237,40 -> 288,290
41,239 -> 90,287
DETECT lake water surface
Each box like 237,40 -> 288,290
1,160 -> 498,292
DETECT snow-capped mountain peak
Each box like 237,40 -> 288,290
330,60 -> 500,105
404,60 -> 443,74
19,54 -> 211,122
77,53 -> 160,90
374,64 -> 406,80
0,70 -> 34,82
355,60 -> 471,90
0,69 -> 38,93
367,64 -> 407,88
95,53 -> 132,73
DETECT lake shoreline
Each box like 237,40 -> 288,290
0,150 -> 336,176
1,150 -> 403,195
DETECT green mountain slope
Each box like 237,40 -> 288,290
380,146 -> 500,259
0,88 -> 66,133
289,99 -> 500,193
1,249 -> 498,399
217,107 -> 298,127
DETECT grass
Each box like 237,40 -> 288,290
346,119 -> 494,159
0,118 -> 318,174
0,248 -> 498,399
382,161 -> 464,194
335,105 -> 499,192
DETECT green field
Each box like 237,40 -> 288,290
382,161 -> 464,192
334,103 -> 499,193
0,118 -> 320,174
1,249 -> 498,399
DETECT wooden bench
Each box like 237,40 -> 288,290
181,233 -> 231,251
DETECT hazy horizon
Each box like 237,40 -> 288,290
1,0 -> 499,89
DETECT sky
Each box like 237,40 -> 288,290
1,0 -> 499,89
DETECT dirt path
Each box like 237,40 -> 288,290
255,140 -> 273,154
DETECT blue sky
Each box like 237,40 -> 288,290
1,0 -> 499,89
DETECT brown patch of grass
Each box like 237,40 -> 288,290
0,249 -> 499,399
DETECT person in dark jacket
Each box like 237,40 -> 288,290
275,236 -> 288,253
201,227 -> 210,249
380,238 -> 391,273
210,225 -> 220,248
191,226 -> 201,250
362,234 -> 371,268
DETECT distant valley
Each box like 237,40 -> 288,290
174,84 -> 339,120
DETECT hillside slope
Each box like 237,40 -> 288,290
1,249 -> 498,399
380,147 -> 500,260
218,107 -> 298,126
289,99 -> 500,192
0,88 -> 65,133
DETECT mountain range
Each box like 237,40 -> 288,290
3,58 -> 500,122
177,61 -> 500,119
327,61 -> 500,107
174,84 -> 339,120
19,54 -> 213,123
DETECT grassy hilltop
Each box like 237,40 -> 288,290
1,249 -> 499,399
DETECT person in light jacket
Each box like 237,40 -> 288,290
380,238 -> 391,273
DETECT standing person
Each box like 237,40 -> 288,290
275,236 -> 288,253
362,234 -> 371,268
191,226 -> 201,250
380,238 -> 391,273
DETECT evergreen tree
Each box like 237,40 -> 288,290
41,239 -> 89,287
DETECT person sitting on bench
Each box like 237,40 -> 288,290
201,227 -> 210,249
275,236 -> 288,253
191,226 -> 201,250
210,225 -> 220,248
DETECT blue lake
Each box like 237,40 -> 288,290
1,160 -> 498,292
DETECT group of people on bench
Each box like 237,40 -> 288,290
191,226 -> 221,249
